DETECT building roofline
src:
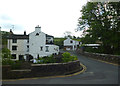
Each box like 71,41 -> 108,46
7,34 -> 29,39
46,34 -> 54,38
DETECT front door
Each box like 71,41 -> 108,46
19,55 -> 24,61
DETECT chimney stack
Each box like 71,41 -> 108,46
10,29 -> 13,34
24,31 -> 26,35
35,25 -> 41,32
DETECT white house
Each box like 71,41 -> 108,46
63,37 -> 81,51
7,25 -> 59,61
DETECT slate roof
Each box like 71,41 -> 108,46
6,34 -> 53,39
46,34 -> 54,38
7,34 -> 29,39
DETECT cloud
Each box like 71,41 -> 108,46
0,0 -> 88,37
0,15 -> 12,21
0,14 -> 24,33
0,22 -> 24,33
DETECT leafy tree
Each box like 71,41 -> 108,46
78,2 -> 120,55
2,48 -> 11,59
73,36 -> 76,39
1,31 -> 10,48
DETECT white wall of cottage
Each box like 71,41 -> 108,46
7,39 -> 28,60
29,27 -> 46,58
64,37 -> 80,50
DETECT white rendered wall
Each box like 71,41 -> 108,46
7,39 -> 28,60
64,38 -> 76,46
29,28 -> 46,58
46,37 -> 53,43
64,38 -> 80,50
45,45 -> 59,56
29,29 -> 59,58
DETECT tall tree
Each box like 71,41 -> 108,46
78,2 -> 120,54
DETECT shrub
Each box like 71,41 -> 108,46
62,52 -> 71,58
62,52 -> 78,62
35,55 -> 57,64
2,58 -> 22,69
2,58 -> 15,65
11,61 -> 22,69
35,52 -> 78,64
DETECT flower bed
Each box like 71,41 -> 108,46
34,52 -> 78,64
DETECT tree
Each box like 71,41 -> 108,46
2,48 -> 11,59
1,31 -> 10,48
73,36 -> 76,39
78,2 -> 120,54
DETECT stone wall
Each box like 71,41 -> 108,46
2,60 -> 82,79
78,50 -> 120,65
31,60 -> 81,77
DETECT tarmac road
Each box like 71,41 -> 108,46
2,51 -> 119,85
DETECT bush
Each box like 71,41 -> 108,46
2,58 -> 15,65
35,52 -> 78,64
62,52 -> 71,58
2,58 -> 22,69
35,55 -> 57,64
62,52 -> 78,63
11,61 -> 22,69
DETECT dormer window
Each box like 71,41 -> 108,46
36,33 -> 39,36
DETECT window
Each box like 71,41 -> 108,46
27,45 -> 29,52
70,40 -> 73,43
27,45 -> 29,48
19,55 -> 24,61
37,54 -> 39,59
11,54 -> 16,59
27,39 -> 29,43
12,39 -> 17,43
40,46 -> 43,51
45,46 -> 49,52
12,46 -> 17,50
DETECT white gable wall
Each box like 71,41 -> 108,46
29,29 -> 46,58
64,38 -> 80,50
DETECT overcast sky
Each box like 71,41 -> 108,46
0,0 -> 88,37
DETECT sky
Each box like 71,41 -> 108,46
0,0 -> 88,37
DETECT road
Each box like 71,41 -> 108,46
2,51 -> 119,85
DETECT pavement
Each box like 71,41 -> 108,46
2,51 -> 119,86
